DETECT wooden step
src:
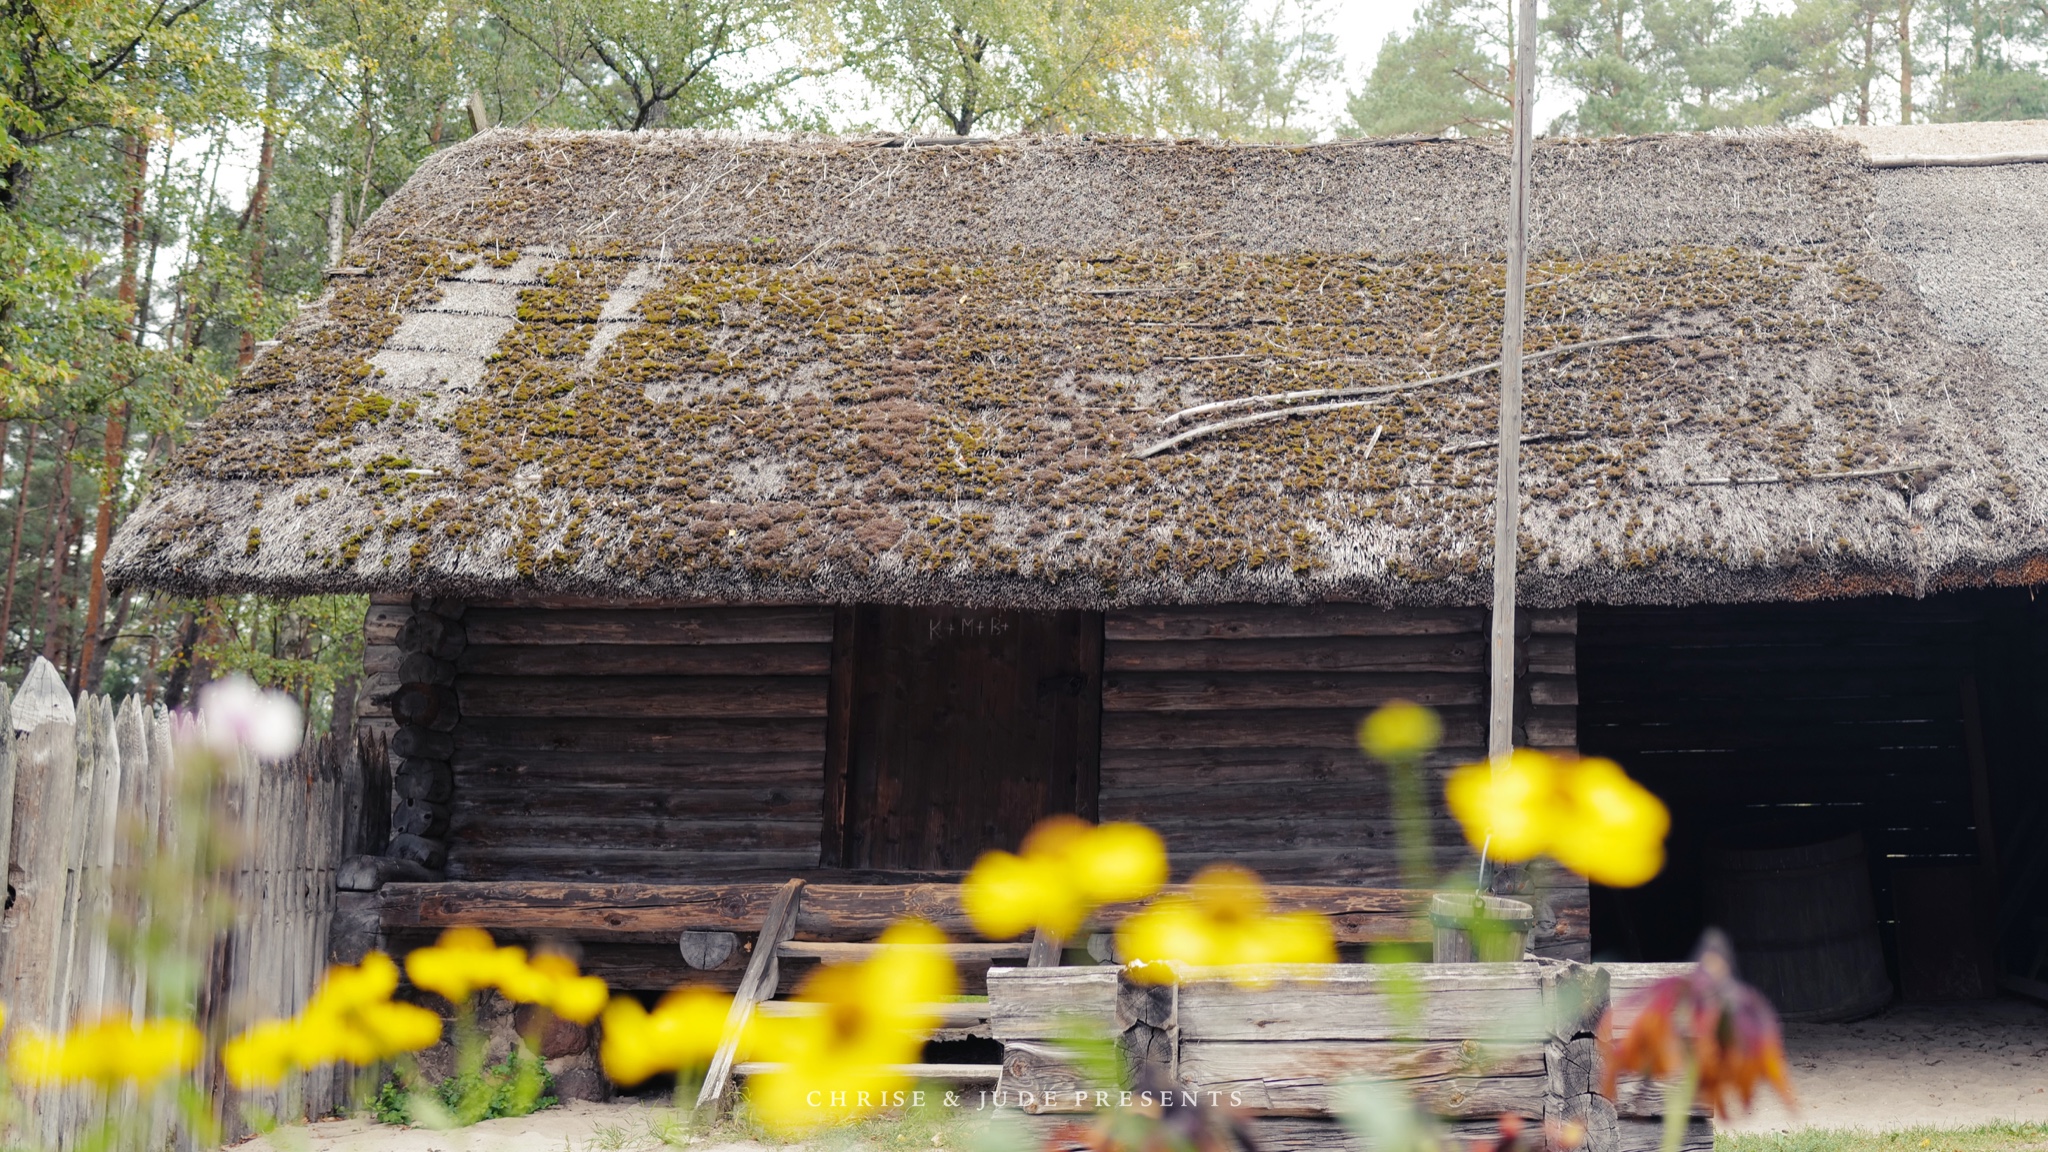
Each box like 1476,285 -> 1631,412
755,1000 -> 992,1025
734,1062 -> 1002,1082
776,941 -> 1032,963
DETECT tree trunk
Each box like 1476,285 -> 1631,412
238,0 -> 283,369
0,421 -> 38,655
37,424 -> 77,663
1859,7 -> 1875,125
1898,0 -> 1912,124
162,609 -> 202,708
75,130 -> 148,691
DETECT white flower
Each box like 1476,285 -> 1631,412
196,675 -> 303,760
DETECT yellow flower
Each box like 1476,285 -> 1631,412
599,986 -> 733,1087
961,850 -> 1078,939
961,817 -> 1167,940
404,927 -> 611,1021
403,925 -> 502,1003
1358,700 -> 1443,763
1445,749 -> 1568,862
743,920 -> 959,1136
1116,865 -> 1335,984
1550,757 -> 1670,888
1444,750 -> 1670,888
10,1017 -> 202,1087
225,953 -> 445,1088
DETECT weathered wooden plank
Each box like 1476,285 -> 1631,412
362,644 -> 402,677
464,607 -> 833,646
450,783 -> 823,816
454,716 -> 826,754
1173,966 -> 1553,1043
1105,606 -> 1484,642
1103,710 -> 1478,751
1104,672 -> 1484,713
1105,635 -> 1483,674
458,643 -> 832,677
451,750 -> 825,786
1114,705 -> 1482,750
776,940 -> 1031,963
1525,634 -> 1576,674
1180,1039 -> 1547,1117
700,878 -> 805,1111
445,814 -> 822,852
365,599 -> 412,647
1526,607 -> 1578,635
457,675 -> 828,719
1100,746 -> 1464,788
444,848 -> 823,881
988,967 -> 1120,1038
378,881 -> 1434,943
1527,675 -> 1578,707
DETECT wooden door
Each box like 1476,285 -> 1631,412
825,606 -> 1102,871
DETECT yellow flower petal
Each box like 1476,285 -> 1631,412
1550,758 -> 1670,887
1066,822 -> 1168,905
1444,749 -> 1565,861
961,850 -> 1081,939
1358,701 -> 1443,763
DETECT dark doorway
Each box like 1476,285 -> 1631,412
823,606 -> 1103,871
1578,591 -> 2048,994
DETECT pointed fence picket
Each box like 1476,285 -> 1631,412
0,658 -> 361,1148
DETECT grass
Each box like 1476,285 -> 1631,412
1719,1122 -> 2048,1152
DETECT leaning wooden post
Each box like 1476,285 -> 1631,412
1488,0 -> 1540,766
5,658 -> 79,1136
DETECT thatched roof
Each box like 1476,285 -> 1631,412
108,124 -> 2048,608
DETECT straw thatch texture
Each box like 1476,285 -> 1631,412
107,129 -> 2048,607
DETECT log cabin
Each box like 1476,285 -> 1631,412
107,122 -> 2048,1015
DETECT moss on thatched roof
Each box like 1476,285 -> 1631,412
107,127 -> 2048,607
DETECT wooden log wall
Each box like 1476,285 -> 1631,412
441,602 -> 834,882
1578,594 -> 2003,965
1097,604 -> 1586,960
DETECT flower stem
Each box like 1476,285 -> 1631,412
1660,1058 -> 1701,1152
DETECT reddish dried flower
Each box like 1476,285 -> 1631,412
1600,929 -> 1795,1119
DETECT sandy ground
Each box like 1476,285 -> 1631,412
1720,997 -> 2048,1133
240,998 -> 2048,1149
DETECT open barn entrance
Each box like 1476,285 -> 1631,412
824,606 -> 1103,871
1578,590 -> 2048,1011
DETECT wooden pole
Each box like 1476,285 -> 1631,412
1489,0 -> 1538,764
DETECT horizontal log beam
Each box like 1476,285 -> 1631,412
1105,606 -> 1483,642
456,675 -> 829,719
463,607 -> 833,646
1104,635 -> 1482,674
459,642 -> 832,677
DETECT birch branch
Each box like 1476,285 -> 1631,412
1673,462 -> 1945,486
1136,399 -> 1387,459
1153,332 -> 1659,431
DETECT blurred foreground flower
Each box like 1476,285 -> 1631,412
224,951 -> 442,1088
1445,750 -> 1669,887
1359,700 -> 1443,764
1601,929 -> 1793,1132
599,986 -> 732,1087
193,673 -> 304,760
962,815 -> 1167,940
744,920 -> 959,1135
405,926 -> 610,1023
1116,864 -> 1335,984
10,1016 -> 202,1088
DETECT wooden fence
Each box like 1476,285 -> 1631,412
0,657 -> 369,1146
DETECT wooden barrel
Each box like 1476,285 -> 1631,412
1430,893 -> 1535,963
1707,829 -> 1892,1021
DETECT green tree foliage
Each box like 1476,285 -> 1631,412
1146,0 -> 1343,141
837,0 -> 1194,134
1925,0 -> 2048,120
486,0 -> 831,130
1348,0 -> 1513,136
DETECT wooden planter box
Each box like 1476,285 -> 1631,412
988,961 -> 1709,1152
